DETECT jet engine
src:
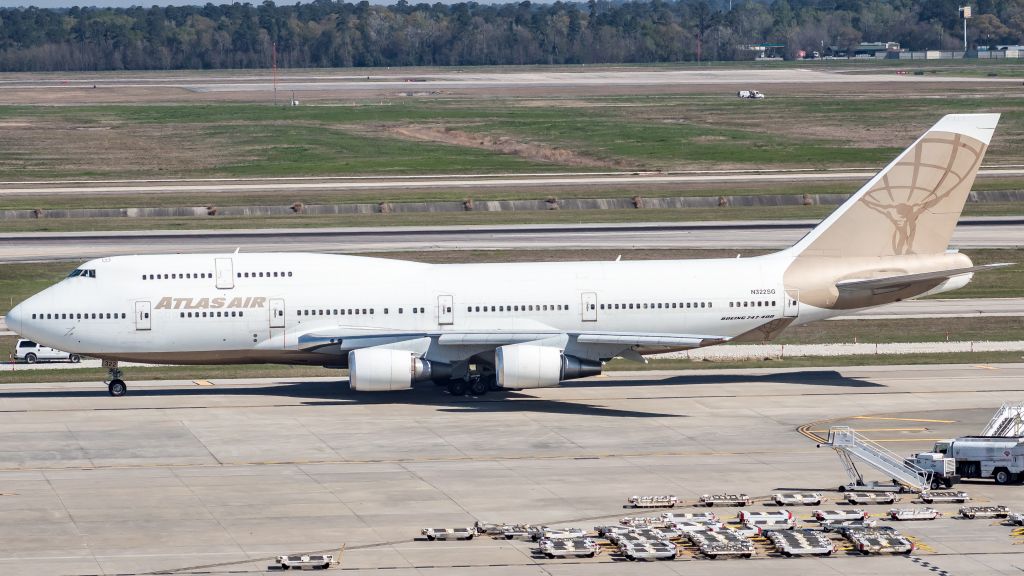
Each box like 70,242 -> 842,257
348,348 -> 449,392
495,344 -> 601,389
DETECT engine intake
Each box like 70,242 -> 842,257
495,344 -> 601,389
349,348 -> 449,392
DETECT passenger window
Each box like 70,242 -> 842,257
287,272 -> 292,277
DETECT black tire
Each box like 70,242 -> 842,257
69,354 -> 81,363
468,377 -> 488,396
25,353 -> 36,364
838,485 -> 847,492
945,479 -> 955,488
545,553 -> 554,559
587,552 -> 595,558
321,564 -> 330,569
706,502 -> 714,507
931,479 -> 942,490
995,468 -> 1013,485
466,534 -> 474,540
108,379 -> 127,397
426,535 -> 435,541
447,380 -> 467,396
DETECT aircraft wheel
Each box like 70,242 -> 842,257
447,380 -> 467,397
468,377 -> 488,396
108,379 -> 127,397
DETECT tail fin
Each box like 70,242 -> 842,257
788,113 -> 999,258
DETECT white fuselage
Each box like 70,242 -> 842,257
8,251 -> 832,366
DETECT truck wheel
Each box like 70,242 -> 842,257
25,353 -> 36,364
426,535 -> 435,541
931,479 -> 942,490
995,469 -> 1013,485
945,479 -> 955,488
69,354 -> 81,363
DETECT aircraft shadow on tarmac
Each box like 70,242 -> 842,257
0,380 -> 682,419
0,370 -> 878,418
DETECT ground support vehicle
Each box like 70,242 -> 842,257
935,436 -> 1024,484
844,492 -> 898,505
772,492 -> 823,506
688,530 -> 755,558
538,537 -> 599,559
475,521 -> 527,536
619,515 -> 661,528
630,527 -> 681,540
663,511 -> 719,523
14,339 -> 80,364
607,531 -> 649,546
814,509 -> 869,522
700,493 -> 751,507
842,526 -> 914,555
960,505 -> 1010,519
666,520 -> 723,533
620,540 -> 677,561
887,507 -> 940,521
737,90 -> 766,99
276,554 -> 335,570
743,517 -> 797,532
627,495 -> 677,508
820,518 -> 877,532
500,525 -> 537,540
532,527 -> 586,542
839,480 -> 907,493
422,527 -> 474,541
596,525 -> 634,537
919,491 -> 970,504
738,510 -> 792,523
766,529 -> 836,557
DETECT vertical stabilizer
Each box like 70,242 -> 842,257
788,113 -> 999,258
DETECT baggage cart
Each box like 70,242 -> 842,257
620,540 -> 677,561
887,507 -> 941,521
662,511 -> 719,523
627,495 -> 678,508
688,530 -> 755,559
920,490 -> 970,504
737,509 -> 792,523
275,554 -> 335,570
608,531 -> 649,546
533,527 -> 586,542
665,520 -> 723,533
421,527 -> 474,541
844,491 -> 898,505
595,525 -> 634,537
772,492 -> 824,506
844,527 -> 914,555
538,537 -> 599,559
767,529 -> 835,557
500,525 -> 537,540
960,505 -> 1010,519
744,517 -> 797,531
699,493 -> 751,507
631,527 -> 681,541
813,509 -> 869,522
819,518 -> 877,532
619,515 -> 661,527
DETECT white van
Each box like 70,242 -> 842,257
14,339 -> 80,364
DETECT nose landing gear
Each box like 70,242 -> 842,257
105,364 -> 127,397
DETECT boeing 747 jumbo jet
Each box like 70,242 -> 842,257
6,114 -> 1010,397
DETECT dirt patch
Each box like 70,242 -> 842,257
385,123 -> 622,168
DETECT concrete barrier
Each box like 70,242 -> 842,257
5,190 -> 1023,220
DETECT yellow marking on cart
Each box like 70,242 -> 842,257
852,416 -> 956,423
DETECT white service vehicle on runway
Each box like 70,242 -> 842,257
5,114 -> 1008,397
13,339 -> 80,364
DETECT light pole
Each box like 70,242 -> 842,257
959,6 -> 972,52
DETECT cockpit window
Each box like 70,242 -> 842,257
67,269 -> 96,278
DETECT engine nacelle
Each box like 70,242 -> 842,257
348,348 -> 449,392
495,344 -> 602,389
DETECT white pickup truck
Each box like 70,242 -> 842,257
14,339 -> 80,364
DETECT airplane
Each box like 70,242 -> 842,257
5,113 -> 1010,398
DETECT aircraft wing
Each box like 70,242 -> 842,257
297,329 -> 727,354
836,263 -> 1012,295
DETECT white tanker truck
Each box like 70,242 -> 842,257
932,436 -> 1024,485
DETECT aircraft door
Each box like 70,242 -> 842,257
135,301 -> 151,331
581,292 -> 597,322
270,298 -> 285,328
215,258 -> 234,289
783,289 -> 800,318
437,295 -> 454,325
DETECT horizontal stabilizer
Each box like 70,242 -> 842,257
836,263 -> 1012,294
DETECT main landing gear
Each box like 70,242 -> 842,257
105,365 -> 127,397
446,374 -> 498,397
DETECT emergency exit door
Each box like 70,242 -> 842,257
270,298 -> 286,328
215,258 -> 234,289
135,301 -> 151,331
581,292 -> 598,322
437,295 -> 454,325
783,289 -> 800,318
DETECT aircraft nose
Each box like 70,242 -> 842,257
6,302 -> 23,335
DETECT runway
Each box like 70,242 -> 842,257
4,167 -> 1024,197
2,218 -> 1021,263
2,363 -> 1024,575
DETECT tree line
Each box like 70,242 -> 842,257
0,0 -> 1022,72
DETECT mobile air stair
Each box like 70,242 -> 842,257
983,402 -> 1024,437
823,426 -> 932,493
